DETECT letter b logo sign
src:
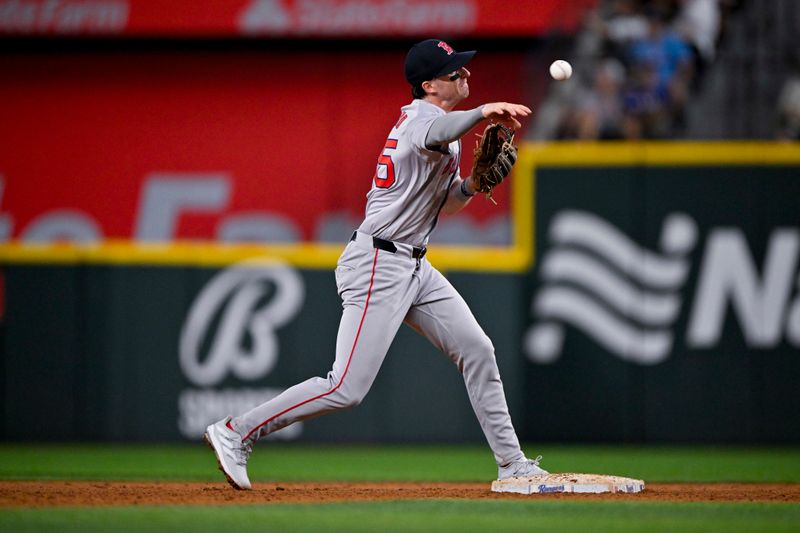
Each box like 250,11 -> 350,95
179,260 -> 305,386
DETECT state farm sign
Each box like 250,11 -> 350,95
239,0 -> 475,35
0,0 -> 128,33
0,0 -> 595,37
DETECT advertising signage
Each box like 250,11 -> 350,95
0,0 -> 596,38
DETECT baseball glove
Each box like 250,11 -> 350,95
470,123 -> 518,204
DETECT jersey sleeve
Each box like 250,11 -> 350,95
405,113 -> 439,152
425,107 -> 485,146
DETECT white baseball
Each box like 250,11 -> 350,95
549,60 -> 572,81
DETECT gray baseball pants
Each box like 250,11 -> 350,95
231,230 -> 525,465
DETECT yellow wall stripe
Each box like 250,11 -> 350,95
525,141 -> 800,166
0,240 -> 530,272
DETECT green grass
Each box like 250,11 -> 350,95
1,444 -> 799,532
1,443 -> 800,483
2,501 -> 799,533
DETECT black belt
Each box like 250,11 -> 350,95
350,231 -> 427,259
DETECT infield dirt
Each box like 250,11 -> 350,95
2,481 -> 799,506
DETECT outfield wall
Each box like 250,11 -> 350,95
2,142 -> 799,443
521,143 -> 800,443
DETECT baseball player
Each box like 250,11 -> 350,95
205,38 -> 547,490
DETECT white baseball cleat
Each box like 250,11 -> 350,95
204,416 -> 253,490
497,455 -> 549,480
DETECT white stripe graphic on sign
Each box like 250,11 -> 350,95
526,211 -> 697,365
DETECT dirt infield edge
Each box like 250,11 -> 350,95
2,480 -> 800,507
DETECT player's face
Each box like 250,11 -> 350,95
432,66 -> 470,102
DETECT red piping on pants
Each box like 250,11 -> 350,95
243,248 -> 380,442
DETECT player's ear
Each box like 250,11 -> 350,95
421,80 -> 436,96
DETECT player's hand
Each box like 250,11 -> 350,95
482,102 -> 532,129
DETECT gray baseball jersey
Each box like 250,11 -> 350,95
230,99 -> 526,466
359,99 -> 461,247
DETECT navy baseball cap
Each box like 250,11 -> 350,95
404,39 -> 476,86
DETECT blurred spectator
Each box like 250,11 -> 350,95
627,9 -> 693,97
572,58 -> 627,139
777,61 -> 800,141
673,0 -> 722,83
621,61 -> 672,138
590,0 -> 650,62
626,7 -> 694,134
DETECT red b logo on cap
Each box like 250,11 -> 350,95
437,41 -> 454,55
